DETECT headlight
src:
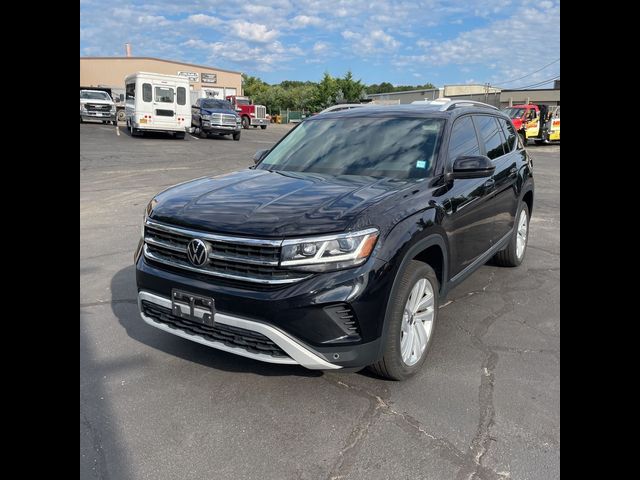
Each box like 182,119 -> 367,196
142,198 -> 158,238
201,114 -> 211,120
111,105 -> 116,112
280,228 -> 379,272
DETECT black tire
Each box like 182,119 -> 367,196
112,120 -> 117,126
175,132 -> 185,139
493,202 -> 530,267
534,140 -> 544,145
199,128 -> 208,139
80,116 -> 84,123
241,116 -> 250,129
260,125 -> 267,130
117,110 -> 126,122
369,260 -> 439,381
233,132 -> 241,141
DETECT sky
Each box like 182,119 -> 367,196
80,0 -> 560,89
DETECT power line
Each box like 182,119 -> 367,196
511,75 -> 560,90
491,58 -> 560,86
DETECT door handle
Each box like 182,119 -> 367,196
482,179 -> 496,193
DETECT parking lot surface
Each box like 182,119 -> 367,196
80,122 -> 559,480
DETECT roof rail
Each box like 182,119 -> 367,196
438,100 -> 498,111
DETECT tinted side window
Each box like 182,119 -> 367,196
448,116 -> 480,163
142,83 -> 152,102
177,87 -> 186,105
498,117 -> 517,152
474,115 -> 505,160
125,82 -> 135,101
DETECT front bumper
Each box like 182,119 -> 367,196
251,117 -> 268,126
201,122 -> 241,134
81,111 -> 115,121
135,253 -> 393,369
139,290 -> 340,369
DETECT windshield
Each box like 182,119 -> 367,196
502,108 -> 525,119
202,99 -> 233,110
80,91 -> 111,101
257,117 -> 445,179
236,98 -> 250,106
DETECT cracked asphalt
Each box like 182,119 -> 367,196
80,122 -> 559,480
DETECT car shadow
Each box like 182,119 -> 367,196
111,265 -> 322,378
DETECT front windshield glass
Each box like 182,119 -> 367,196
236,99 -> 250,106
502,108 -> 525,119
80,91 -> 111,101
257,117 -> 445,179
202,99 -> 233,110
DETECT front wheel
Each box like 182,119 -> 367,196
260,125 -> 267,130
493,202 -> 530,267
233,132 -> 241,141
241,116 -> 250,129
369,261 -> 439,381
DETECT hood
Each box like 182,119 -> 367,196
151,169 -> 414,237
80,98 -> 113,105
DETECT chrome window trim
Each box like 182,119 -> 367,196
138,291 -> 340,369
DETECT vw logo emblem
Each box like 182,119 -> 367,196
186,239 -> 209,267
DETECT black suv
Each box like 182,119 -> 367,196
135,101 -> 533,380
191,98 -> 242,141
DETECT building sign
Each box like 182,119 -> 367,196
201,73 -> 217,84
177,71 -> 199,82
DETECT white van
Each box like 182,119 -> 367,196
124,72 -> 192,138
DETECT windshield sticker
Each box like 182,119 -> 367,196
416,160 -> 426,169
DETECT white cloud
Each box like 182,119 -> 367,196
313,41 -> 329,54
291,15 -> 323,28
187,14 -> 222,27
137,15 -> 170,26
229,21 -> 279,43
341,29 -> 400,54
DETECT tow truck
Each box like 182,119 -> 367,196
502,103 -> 560,145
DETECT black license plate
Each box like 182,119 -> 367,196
171,289 -> 216,327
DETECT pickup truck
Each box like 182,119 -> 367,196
80,89 -> 116,125
192,98 -> 242,141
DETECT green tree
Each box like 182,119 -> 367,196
337,71 -> 365,102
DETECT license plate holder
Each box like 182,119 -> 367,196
171,289 -> 216,327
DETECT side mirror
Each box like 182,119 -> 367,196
253,149 -> 269,164
192,105 -> 198,108
449,155 -> 495,179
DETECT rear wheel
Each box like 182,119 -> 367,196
493,202 -> 530,267
369,261 -> 439,381
241,116 -> 250,129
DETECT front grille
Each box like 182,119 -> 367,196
156,109 -> 174,117
255,105 -> 266,119
210,113 -> 237,125
85,103 -> 111,111
143,221 -> 309,285
141,300 -> 288,358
